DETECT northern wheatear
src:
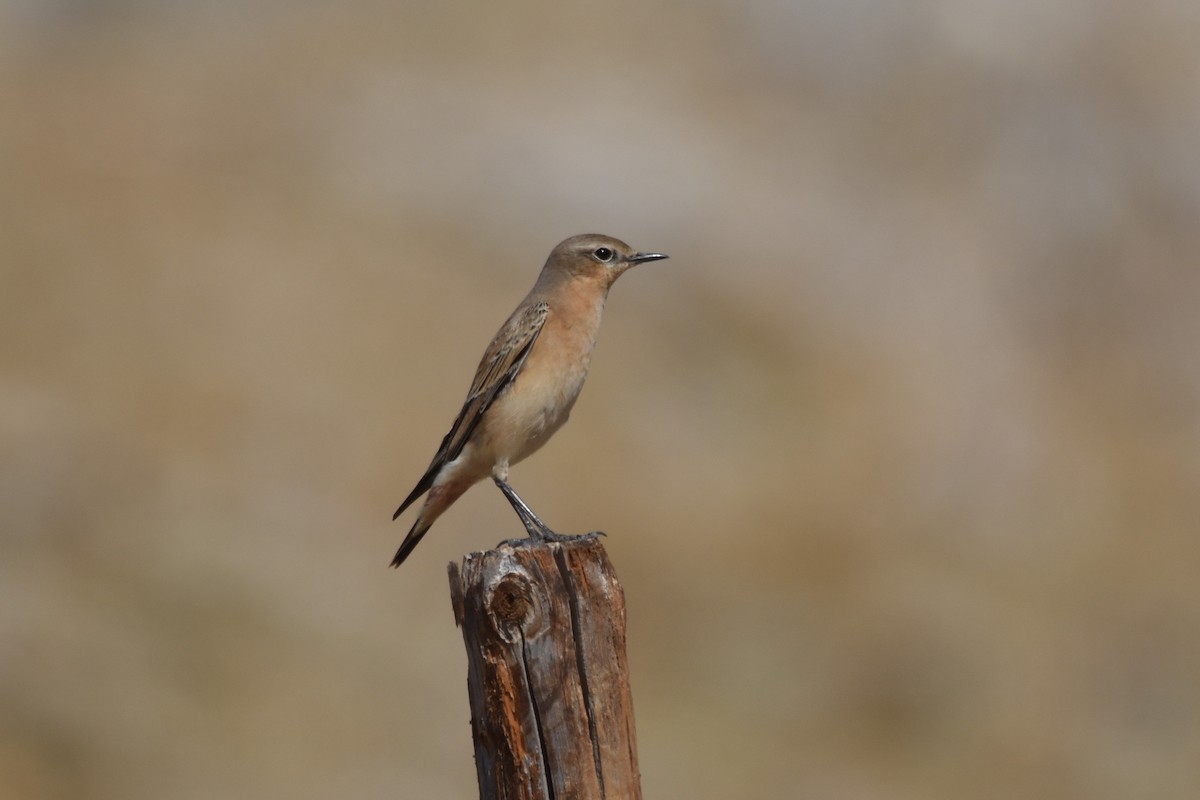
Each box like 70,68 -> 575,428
390,234 -> 668,567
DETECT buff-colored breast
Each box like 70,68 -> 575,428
478,288 -> 606,468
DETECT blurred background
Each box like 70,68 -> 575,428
3,1 -> 1199,798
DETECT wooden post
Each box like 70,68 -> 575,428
448,537 -> 641,800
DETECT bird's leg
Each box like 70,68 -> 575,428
492,477 -> 605,546
493,476 -> 553,540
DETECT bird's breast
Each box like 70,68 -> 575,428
481,298 -> 604,465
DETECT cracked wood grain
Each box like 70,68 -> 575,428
449,538 -> 641,800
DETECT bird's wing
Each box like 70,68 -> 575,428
392,301 -> 549,520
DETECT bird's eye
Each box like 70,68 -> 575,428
593,247 -> 614,262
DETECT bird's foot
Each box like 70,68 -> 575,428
537,529 -> 606,543
497,529 -> 606,550
498,535 -> 534,549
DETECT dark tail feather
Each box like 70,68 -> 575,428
392,477 -> 432,521
390,519 -> 432,568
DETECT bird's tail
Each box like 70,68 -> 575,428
389,478 -> 472,567
390,518 -> 432,568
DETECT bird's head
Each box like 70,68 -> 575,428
542,233 -> 669,289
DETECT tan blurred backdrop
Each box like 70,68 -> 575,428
2,2 -> 1199,798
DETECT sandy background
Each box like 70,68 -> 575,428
3,2 -> 1199,798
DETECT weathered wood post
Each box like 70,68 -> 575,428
448,537 -> 641,800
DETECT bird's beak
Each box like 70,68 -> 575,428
628,252 -> 669,264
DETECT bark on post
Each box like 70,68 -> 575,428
448,537 -> 641,800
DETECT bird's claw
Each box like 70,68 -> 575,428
496,529 -> 606,550
536,529 -> 606,543
498,535 -> 534,549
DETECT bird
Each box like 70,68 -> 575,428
389,233 -> 669,567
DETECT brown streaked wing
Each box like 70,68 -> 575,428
392,302 -> 550,520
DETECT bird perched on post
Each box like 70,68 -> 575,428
389,234 -> 669,567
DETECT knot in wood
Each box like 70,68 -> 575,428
489,574 -> 534,636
